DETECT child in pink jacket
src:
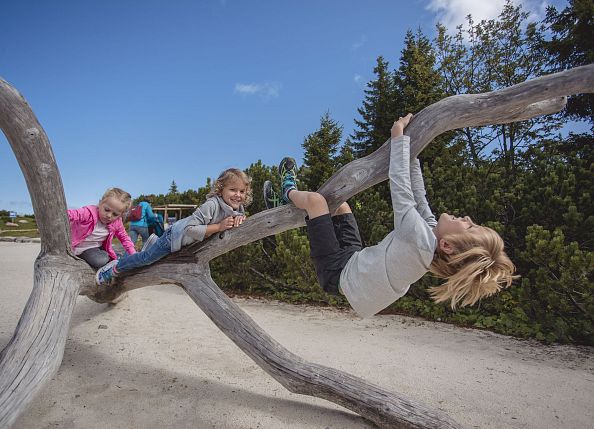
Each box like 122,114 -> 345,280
68,187 -> 136,269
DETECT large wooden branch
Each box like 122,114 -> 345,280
179,265 -> 462,429
0,78 -> 70,255
1,64 -> 593,428
0,256 -> 82,427
182,64 -> 594,263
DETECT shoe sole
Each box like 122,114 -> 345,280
279,157 -> 296,175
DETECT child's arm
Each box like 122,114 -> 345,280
114,223 -> 136,255
180,200 -> 245,244
410,159 -> 437,227
67,207 -> 88,223
389,116 -> 416,228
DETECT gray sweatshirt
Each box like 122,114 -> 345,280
170,195 -> 245,252
339,135 -> 438,318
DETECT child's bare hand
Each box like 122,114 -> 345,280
233,215 -> 246,227
218,216 -> 236,231
391,113 -> 413,138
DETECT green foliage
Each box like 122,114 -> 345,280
13,0 -> 585,345
0,215 -> 39,237
214,3 -> 594,346
517,226 -> 593,343
169,180 -> 178,194
351,56 -> 398,158
301,112 -> 343,191
544,0 -> 594,122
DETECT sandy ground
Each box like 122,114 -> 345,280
1,242 -> 593,429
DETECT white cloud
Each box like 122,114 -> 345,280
352,34 -> 367,50
234,82 -> 281,100
425,0 -> 553,31
353,74 -> 364,85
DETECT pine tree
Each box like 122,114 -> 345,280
434,20 -> 495,165
351,56 -> 398,158
544,0 -> 594,122
169,180 -> 178,194
395,28 -> 447,163
334,138 -> 355,170
396,29 -> 444,115
301,112 -> 343,191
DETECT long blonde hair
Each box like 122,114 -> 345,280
429,226 -> 516,309
208,168 -> 253,206
100,187 -> 133,211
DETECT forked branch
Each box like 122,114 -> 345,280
1,64 -> 593,428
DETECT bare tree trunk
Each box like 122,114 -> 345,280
179,264 -> 461,428
1,64 -> 593,428
0,256 -> 80,425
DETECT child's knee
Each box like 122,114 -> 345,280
306,192 -> 327,206
334,202 -> 352,216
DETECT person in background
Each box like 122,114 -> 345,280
128,201 -> 157,248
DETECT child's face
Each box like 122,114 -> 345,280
220,176 -> 248,210
98,196 -> 127,225
434,213 -> 478,239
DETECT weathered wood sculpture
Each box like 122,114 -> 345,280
1,64 -> 593,429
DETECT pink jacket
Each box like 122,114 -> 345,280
67,205 -> 136,261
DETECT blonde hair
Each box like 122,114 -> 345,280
100,187 -> 133,211
428,226 -> 516,309
208,168 -> 253,206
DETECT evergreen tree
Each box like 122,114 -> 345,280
244,160 -> 272,214
334,138 -> 355,170
395,28 -> 448,163
301,112 -> 343,191
169,180 -> 178,194
544,0 -> 594,122
351,56 -> 398,158
484,2 -> 560,173
396,29 -> 444,116
434,20 -> 496,165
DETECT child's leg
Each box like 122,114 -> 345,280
331,203 -> 364,251
79,247 -> 110,270
114,229 -> 172,273
276,157 -> 358,295
96,230 -> 173,286
287,190 -> 330,219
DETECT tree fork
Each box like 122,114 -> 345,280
1,63 -> 593,428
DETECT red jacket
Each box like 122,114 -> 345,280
67,205 -> 136,261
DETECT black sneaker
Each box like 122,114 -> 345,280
263,180 -> 282,209
279,157 -> 297,204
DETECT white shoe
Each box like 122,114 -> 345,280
141,233 -> 158,252
95,259 -> 118,287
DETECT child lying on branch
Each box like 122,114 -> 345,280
264,114 -> 515,316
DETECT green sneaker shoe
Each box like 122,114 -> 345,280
279,157 -> 297,204
263,180 -> 282,209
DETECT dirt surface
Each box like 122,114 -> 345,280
1,242 -> 593,429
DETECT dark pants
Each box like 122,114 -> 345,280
79,247 -> 110,270
306,213 -> 363,295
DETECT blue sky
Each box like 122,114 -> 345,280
0,0 -> 572,214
